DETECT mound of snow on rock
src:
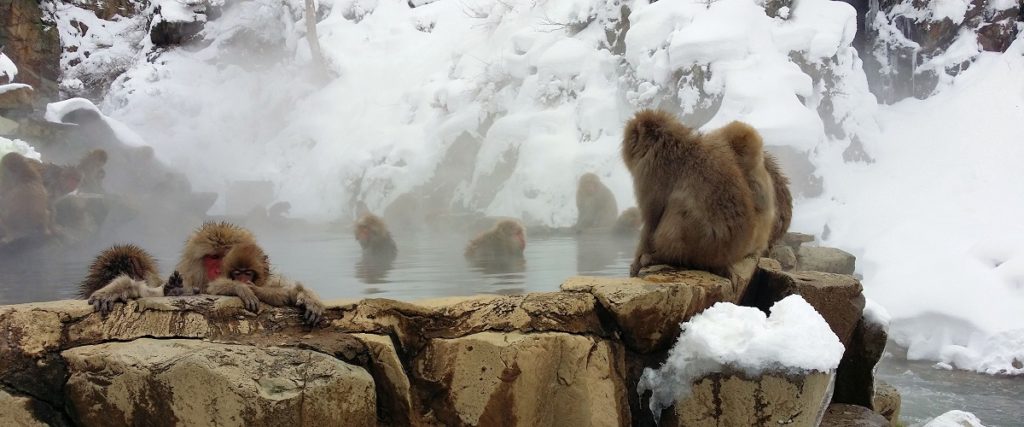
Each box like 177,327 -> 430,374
637,295 -> 844,415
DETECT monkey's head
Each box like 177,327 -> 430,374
495,219 -> 526,252
76,149 -> 108,191
622,109 -> 693,171
620,207 -> 641,227
354,214 -> 388,247
578,173 -> 602,194
222,242 -> 270,287
182,222 -> 257,281
0,152 -> 40,183
48,166 -> 82,196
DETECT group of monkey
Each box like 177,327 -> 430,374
78,109 -> 792,323
0,150 -> 108,244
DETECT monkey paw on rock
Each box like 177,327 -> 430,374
235,284 -> 261,313
164,271 -> 189,296
630,253 -> 654,277
296,292 -> 325,326
87,287 -> 127,314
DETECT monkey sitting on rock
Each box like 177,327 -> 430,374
575,173 -> 618,232
621,109 -> 791,277
81,221 -> 324,324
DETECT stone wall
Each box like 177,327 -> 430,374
0,255 -> 895,426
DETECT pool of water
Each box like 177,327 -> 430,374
0,226 -> 1020,425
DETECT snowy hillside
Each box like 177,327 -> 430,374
49,0 -> 1024,374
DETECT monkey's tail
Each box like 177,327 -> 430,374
79,243 -> 159,298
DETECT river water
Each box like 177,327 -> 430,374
0,226 -> 1020,425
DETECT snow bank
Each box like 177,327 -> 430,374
797,38 -> 1024,376
637,295 -> 844,415
924,410 -> 987,427
0,137 -> 42,161
0,52 -> 17,82
46,98 -> 148,147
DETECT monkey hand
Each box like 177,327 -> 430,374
88,285 -> 130,314
629,253 -> 654,277
296,291 -> 324,326
164,271 -> 187,296
235,283 -> 260,313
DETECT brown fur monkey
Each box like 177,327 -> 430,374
465,219 -> 526,261
354,213 -> 397,260
575,173 -> 618,231
86,222 -> 255,310
76,149 -> 108,193
207,243 -> 325,324
0,153 -> 55,240
613,207 -> 641,236
765,154 -> 792,245
622,110 -> 764,277
79,244 -> 165,304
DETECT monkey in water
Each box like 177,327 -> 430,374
0,153 -> 55,241
465,219 -> 526,261
354,213 -> 397,260
575,173 -> 618,232
612,207 -> 641,237
83,222 -> 323,324
622,110 -> 777,277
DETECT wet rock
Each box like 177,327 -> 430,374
821,403 -> 890,427
798,246 -> 857,275
414,331 -> 629,426
62,339 -> 376,426
833,314 -> 889,408
562,257 -> 758,353
873,381 -> 902,426
659,370 -> 835,426
0,387 -> 66,426
0,84 -> 33,111
351,333 -> 414,426
742,264 -> 865,348
781,231 -> 815,250
769,244 -> 798,270
0,0 -> 61,97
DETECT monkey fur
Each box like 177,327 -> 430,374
0,153 -> 55,240
79,244 -> 163,300
764,153 -> 792,245
464,219 -> 526,261
354,213 -> 397,260
622,109 -> 778,277
575,173 -> 619,232
207,242 -> 325,324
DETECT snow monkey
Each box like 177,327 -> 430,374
765,153 -> 792,245
209,242 -> 325,325
621,110 -> 778,277
465,219 -> 526,261
0,152 -> 55,240
83,222 -> 324,324
354,213 -> 397,260
575,173 -> 619,232
613,207 -> 642,237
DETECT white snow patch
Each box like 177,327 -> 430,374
0,52 -> 17,82
0,137 -> 42,161
863,298 -> 891,331
46,98 -> 148,147
0,83 -> 32,95
637,295 -> 844,415
924,410 -> 987,427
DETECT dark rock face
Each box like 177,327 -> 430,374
0,0 -> 61,97
832,315 -> 889,407
859,0 -> 1022,103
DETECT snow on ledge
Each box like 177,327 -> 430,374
0,83 -> 32,95
0,136 -> 42,161
45,98 -> 148,147
638,295 -> 845,415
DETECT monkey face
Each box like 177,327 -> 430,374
229,268 -> 258,284
202,253 -> 225,280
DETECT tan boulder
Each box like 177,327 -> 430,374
873,381 -> 902,426
352,333 -> 414,426
561,257 -> 759,353
0,388 -> 62,426
62,338 -> 376,427
820,403 -> 890,427
660,370 -> 835,426
414,331 -> 629,426
798,246 -> 857,275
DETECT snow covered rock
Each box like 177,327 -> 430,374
63,339 -> 377,426
0,6 -> 60,94
821,403 -> 890,427
639,295 -> 844,426
742,264 -> 865,348
924,410 -> 987,427
0,84 -> 34,112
